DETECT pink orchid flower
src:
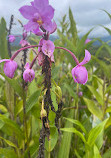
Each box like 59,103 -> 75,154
19,0 -> 55,34
71,50 -> 91,85
23,63 -> 35,82
8,35 -> 16,43
0,59 -> 17,78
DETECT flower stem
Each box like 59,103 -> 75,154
11,45 -> 41,60
55,47 -> 79,65
30,55 -> 38,69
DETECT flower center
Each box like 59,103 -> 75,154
37,20 -> 43,25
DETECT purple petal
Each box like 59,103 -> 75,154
19,5 -> 37,20
3,60 -> 17,79
33,28 -> 44,36
71,66 -> 78,83
42,40 -> 55,58
72,65 -> 88,85
9,35 -> 16,43
24,63 -> 30,69
24,20 -> 39,32
20,40 -> 29,47
41,5 -> 54,19
23,68 -> 35,82
38,38 -> 45,52
34,0 -> 49,10
42,18 -> 53,32
85,39 -> 91,44
49,21 -> 57,34
79,50 -> 91,66
31,1 -> 34,6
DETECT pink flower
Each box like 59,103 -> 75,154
20,39 -> 29,47
85,39 -> 91,44
42,40 -> 55,58
49,21 -> 57,34
78,91 -> 83,97
9,35 -> 16,43
19,0 -> 55,34
71,50 -> 91,85
23,63 -> 35,82
38,38 -> 55,66
0,59 -> 17,78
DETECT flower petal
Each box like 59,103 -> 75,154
34,0 -> 49,10
71,66 -> 78,83
42,18 -> 53,32
24,20 -> 39,32
19,5 -> 37,20
79,50 -> 91,66
41,5 -> 54,19
85,39 -> 91,44
24,63 -> 30,69
49,21 -> 57,34
74,65 -> 88,84
33,28 -> 44,36
42,40 -> 55,58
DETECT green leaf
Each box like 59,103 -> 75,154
95,131 -> 103,150
76,29 -> 93,57
101,25 -> 111,35
0,114 -> 24,139
0,73 -> 23,98
0,104 -> 7,113
92,55 -> 110,79
60,127 -> 86,144
103,148 -> 111,158
87,119 -> 108,146
93,144 -> 102,158
26,90 -> 40,113
69,8 -> 78,45
102,9 -> 111,20
57,109 -> 74,158
0,136 -> 17,148
83,98 -> 103,120
45,126 -> 58,152
86,85 -> 104,106
0,148 -> 18,158
0,18 -> 9,59
105,107 -> 111,113
105,116 -> 111,128
64,117 -> 87,135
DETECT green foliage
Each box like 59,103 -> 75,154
0,8 -> 111,158
0,18 -> 9,59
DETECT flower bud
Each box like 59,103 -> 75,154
3,60 -> 17,78
78,91 -> 83,97
55,86 -> 62,103
23,63 -> 35,82
8,35 -> 16,43
40,108 -> 47,118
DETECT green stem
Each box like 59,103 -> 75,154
23,84 -> 30,158
48,136 -> 51,158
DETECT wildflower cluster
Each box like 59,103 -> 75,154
0,0 -> 91,85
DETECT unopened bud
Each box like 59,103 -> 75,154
40,109 -> 47,118
55,86 -> 62,103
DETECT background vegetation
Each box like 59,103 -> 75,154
0,8 -> 111,158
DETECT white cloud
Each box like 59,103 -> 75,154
0,0 -> 111,37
